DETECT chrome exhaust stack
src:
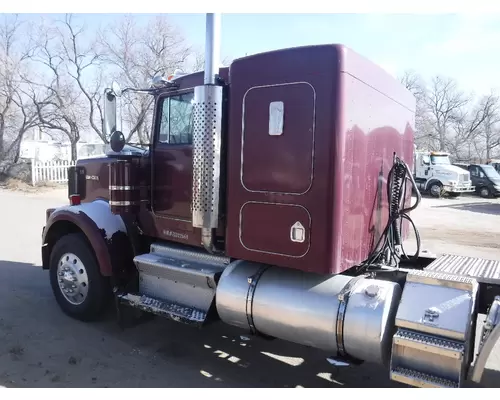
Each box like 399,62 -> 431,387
203,13 -> 221,85
192,13 -> 224,253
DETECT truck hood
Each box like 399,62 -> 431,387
433,165 -> 469,176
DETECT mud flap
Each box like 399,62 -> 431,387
471,296 -> 500,384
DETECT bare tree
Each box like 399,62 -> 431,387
98,15 -> 192,143
400,70 -> 425,97
475,93 -> 500,160
25,18 -> 88,161
190,49 -> 205,72
453,92 -> 498,142
188,49 -> 233,73
6,90 -> 40,162
425,76 -> 469,151
0,14 -> 38,162
399,70 -> 433,149
58,14 -> 107,143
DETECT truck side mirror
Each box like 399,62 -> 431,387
103,81 -> 122,139
103,89 -> 117,138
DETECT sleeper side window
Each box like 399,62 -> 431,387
158,91 -> 195,144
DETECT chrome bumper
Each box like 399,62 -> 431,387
445,184 -> 475,193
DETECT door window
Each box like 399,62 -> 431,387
470,166 -> 479,177
158,92 -> 195,144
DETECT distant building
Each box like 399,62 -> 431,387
19,127 -> 107,162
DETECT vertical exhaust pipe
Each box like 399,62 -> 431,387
192,13 -> 224,253
204,13 -> 221,85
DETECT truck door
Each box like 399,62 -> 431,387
469,165 -> 487,190
151,90 -> 194,221
416,154 -> 431,178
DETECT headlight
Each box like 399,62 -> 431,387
449,181 -> 457,186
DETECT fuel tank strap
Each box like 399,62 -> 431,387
336,275 -> 366,358
245,265 -> 270,335
425,254 -> 500,285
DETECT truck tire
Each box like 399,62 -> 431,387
428,182 -> 443,198
49,233 -> 111,321
480,186 -> 491,198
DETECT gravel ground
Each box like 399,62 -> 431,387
1,187 -> 500,388
404,194 -> 500,259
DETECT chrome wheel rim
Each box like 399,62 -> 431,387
430,185 -> 441,196
57,252 -> 89,305
481,188 -> 489,197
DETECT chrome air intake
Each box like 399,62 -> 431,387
215,260 -> 402,366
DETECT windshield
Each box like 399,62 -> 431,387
482,165 -> 500,180
430,155 -> 451,165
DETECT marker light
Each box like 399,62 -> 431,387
69,194 -> 81,206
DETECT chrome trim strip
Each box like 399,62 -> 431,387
109,200 -> 140,206
109,185 -> 140,190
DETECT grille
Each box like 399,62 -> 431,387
458,173 -> 469,182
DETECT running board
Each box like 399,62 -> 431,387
134,242 -> 229,317
117,293 -> 207,327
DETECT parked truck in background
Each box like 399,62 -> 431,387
413,149 -> 474,198
39,14 -> 500,389
454,163 -> 500,198
486,159 -> 500,174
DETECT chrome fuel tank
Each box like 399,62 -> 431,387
215,260 -> 402,366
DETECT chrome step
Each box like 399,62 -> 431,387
425,254 -> 500,285
393,329 -> 464,360
390,366 -> 458,388
117,293 -> 207,326
390,270 -> 478,388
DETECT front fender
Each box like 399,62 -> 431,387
42,199 -> 133,277
424,178 -> 442,190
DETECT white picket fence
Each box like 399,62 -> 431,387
31,159 -> 76,186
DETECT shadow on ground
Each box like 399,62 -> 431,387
0,260 -> 497,388
431,201 -> 500,216
0,260 -> 405,388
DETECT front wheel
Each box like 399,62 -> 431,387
49,233 -> 111,321
429,182 -> 443,198
480,187 -> 491,198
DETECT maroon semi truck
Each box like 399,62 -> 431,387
40,14 -> 500,388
